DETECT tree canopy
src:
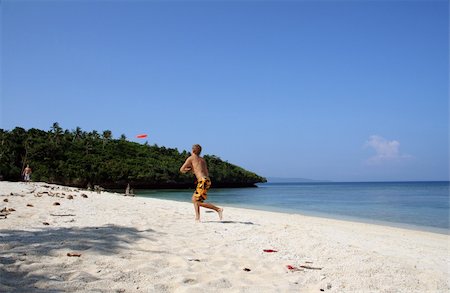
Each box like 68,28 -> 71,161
0,124 -> 266,188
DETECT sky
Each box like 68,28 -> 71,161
1,0 -> 448,182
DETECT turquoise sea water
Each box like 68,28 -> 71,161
137,181 -> 449,234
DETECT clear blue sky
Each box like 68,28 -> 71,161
1,0 -> 448,182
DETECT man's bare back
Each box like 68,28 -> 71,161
180,154 -> 209,180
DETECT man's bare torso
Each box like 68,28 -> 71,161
188,155 -> 209,180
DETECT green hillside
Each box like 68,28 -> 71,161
0,123 -> 266,189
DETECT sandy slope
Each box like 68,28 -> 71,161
0,181 -> 448,292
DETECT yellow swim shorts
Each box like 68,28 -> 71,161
194,177 -> 211,201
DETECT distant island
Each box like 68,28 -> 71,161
0,123 -> 267,189
267,177 -> 332,183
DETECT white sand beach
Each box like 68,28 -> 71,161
0,181 -> 448,292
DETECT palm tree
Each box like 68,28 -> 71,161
102,130 -> 112,149
72,126 -> 83,142
91,130 -> 100,140
50,122 -> 63,145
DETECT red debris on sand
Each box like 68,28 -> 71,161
286,265 -> 296,270
286,265 -> 302,272
263,249 -> 278,253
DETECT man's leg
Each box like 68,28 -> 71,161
192,195 -> 201,222
197,201 -> 223,221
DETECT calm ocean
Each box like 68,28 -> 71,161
137,181 -> 449,234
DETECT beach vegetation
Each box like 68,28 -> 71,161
0,125 -> 267,188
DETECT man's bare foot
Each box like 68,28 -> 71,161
217,208 -> 223,221
195,218 -> 201,223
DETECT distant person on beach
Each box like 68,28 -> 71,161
22,165 -> 32,182
180,144 -> 223,222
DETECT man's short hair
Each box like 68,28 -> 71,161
192,144 -> 202,155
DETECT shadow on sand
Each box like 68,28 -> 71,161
0,224 -> 155,292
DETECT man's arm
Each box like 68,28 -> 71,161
180,157 -> 193,173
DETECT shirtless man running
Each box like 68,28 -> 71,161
180,144 -> 223,222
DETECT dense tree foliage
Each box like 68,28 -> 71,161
0,124 -> 266,188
